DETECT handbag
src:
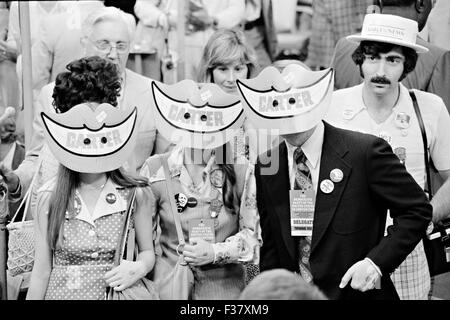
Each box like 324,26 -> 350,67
410,90 -> 450,276
6,159 -> 42,277
152,154 -> 194,300
106,188 -> 159,300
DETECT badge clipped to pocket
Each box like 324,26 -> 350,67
188,219 -> 215,244
290,189 -> 315,237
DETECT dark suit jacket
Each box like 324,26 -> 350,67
331,37 -> 450,113
255,122 -> 432,300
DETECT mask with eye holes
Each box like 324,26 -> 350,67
41,103 -> 137,173
236,64 -> 334,135
150,79 -> 245,150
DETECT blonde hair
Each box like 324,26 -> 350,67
197,28 -> 258,83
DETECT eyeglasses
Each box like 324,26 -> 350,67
88,38 -> 129,54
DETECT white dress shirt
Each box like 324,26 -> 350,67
284,121 -> 324,195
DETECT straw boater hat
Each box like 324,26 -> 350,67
346,13 -> 428,53
41,103 -> 138,173
149,79 -> 245,149
236,63 -> 334,135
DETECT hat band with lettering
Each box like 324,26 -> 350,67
347,13 -> 428,53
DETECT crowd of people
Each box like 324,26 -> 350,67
0,0 -> 449,301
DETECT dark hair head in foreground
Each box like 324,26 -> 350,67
239,269 -> 328,300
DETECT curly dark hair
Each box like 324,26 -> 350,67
351,41 -> 418,81
52,56 -> 122,113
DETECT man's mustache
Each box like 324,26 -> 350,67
371,76 -> 391,85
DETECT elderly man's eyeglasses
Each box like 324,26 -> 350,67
89,39 -> 129,54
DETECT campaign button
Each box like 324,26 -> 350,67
210,169 -> 225,188
105,193 -> 116,204
330,169 -> 344,183
394,147 -> 406,164
320,179 -> 334,194
394,112 -> 411,129
175,193 -> 188,213
187,197 -> 198,208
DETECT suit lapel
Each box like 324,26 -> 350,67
311,123 -> 352,253
264,142 -> 297,262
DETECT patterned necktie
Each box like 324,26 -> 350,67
293,147 -> 313,283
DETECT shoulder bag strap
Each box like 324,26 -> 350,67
409,90 -> 448,239
113,187 -> 137,266
106,187 -> 136,299
159,154 -> 185,251
10,157 -> 43,223
409,90 -> 433,200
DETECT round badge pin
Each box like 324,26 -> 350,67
105,193 -> 116,204
187,197 -> 198,208
394,112 -> 411,129
330,169 -> 344,183
401,129 -> 408,137
320,179 -> 334,194
210,168 -> 225,188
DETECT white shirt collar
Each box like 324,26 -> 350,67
285,121 -> 324,170
285,122 -> 325,192
358,83 -> 408,115
72,178 -> 128,226
349,84 -> 367,117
